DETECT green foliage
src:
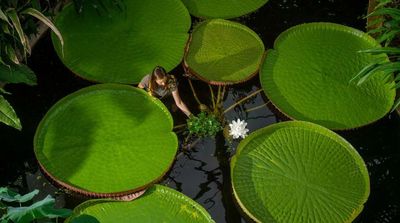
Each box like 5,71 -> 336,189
356,0 -> 400,111
187,112 -> 222,138
366,6 -> 400,46
0,0 -> 63,130
353,47 -> 400,112
0,187 -> 72,223
0,0 -> 63,65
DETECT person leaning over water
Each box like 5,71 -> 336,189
138,66 -> 192,117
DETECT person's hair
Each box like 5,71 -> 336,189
149,66 -> 168,94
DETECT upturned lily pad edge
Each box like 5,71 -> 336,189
184,19 -> 266,85
260,22 -> 396,130
34,84 -> 178,198
65,185 -> 216,223
230,121 -> 370,223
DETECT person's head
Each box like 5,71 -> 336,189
149,66 -> 169,93
152,66 -> 168,87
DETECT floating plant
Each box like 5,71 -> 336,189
34,84 -> 177,197
260,22 -> 396,130
185,19 -> 265,85
231,121 -> 370,223
52,1 -> 191,84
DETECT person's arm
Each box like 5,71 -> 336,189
172,89 -> 192,117
138,82 -> 145,89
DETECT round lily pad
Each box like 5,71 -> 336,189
185,19 -> 265,85
260,22 -> 396,130
34,84 -> 178,196
66,185 -> 215,223
231,121 -> 370,223
52,1 -> 190,84
181,0 -> 269,19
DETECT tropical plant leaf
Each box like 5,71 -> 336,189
0,187 -> 39,203
231,121 -> 370,223
66,185 -> 215,223
185,19 -> 265,85
357,62 -> 400,85
358,47 -> 400,55
0,95 -> 21,130
52,1 -> 191,84
0,64 -> 37,86
367,7 -> 400,20
260,22 -> 396,130
181,0 -> 269,19
0,9 -> 10,25
377,29 -> 400,44
21,8 -> 64,54
6,9 -> 30,55
4,44 -> 19,64
392,97 -> 400,112
34,84 -> 178,196
2,195 -> 71,223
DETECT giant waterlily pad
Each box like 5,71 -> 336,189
66,185 -> 215,223
34,84 -> 178,196
185,19 -> 265,85
231,121 -> 370,223
181,0 -> 268,19
52,1 -> 190,84
261,22 -> 395,130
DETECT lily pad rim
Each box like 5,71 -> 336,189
34,84 -> 177,197
230,120 -> 370,222
260,22 -> 395,130
65,185 -> 216,223
184,19 -> 266,85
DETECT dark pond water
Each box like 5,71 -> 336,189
1,0 -> 399,222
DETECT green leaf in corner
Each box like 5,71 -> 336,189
0,95 -> 21,130
0,64 -> 37,86
21,8 -> 64,55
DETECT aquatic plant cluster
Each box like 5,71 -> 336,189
1,0 -> 399,222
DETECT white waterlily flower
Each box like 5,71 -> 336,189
229,119 -> 249,139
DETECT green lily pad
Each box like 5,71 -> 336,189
66,185 -> 215,223
52,1 -> 190,84
181,0 -> 269,19
260,22 -> 396,130
231,121 -> 370,223
34,84 -> 178,196
185,19 -> 265,85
